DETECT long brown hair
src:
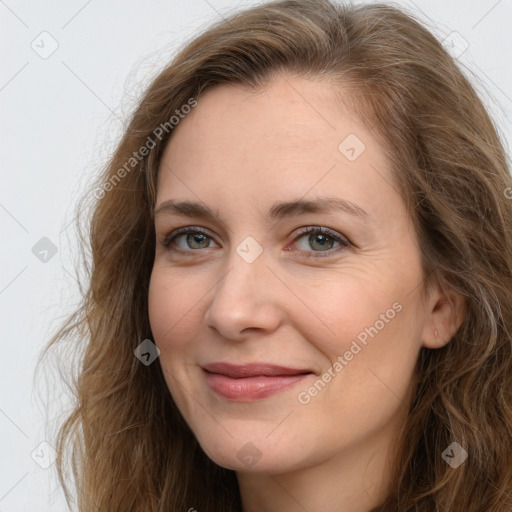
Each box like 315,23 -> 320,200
38,0 -> 512,510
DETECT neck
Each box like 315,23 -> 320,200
236,408 -> 405,512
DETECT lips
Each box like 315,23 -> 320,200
201,362 -> 314,401
201,362 -> 312,378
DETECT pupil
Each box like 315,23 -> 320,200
189,233 -> 207,248
311,234 -> 332,251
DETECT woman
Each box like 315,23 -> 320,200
41,0 -> 512,510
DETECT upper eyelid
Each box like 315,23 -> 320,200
163,226 -> 216,243
158,225 -> 219,243
161,225 -> 351,249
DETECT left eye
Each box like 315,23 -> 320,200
161,226 -> 351,257
292,226 -> 350,257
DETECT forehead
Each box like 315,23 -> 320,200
156,76 -> 402,224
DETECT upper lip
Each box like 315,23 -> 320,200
201,362 -> 313,378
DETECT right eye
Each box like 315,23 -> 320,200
161,226 -> 218,252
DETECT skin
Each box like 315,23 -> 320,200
148,74 -> 465,512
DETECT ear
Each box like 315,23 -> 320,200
421,274 -> 466,349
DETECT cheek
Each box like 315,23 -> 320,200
148,267 -> 207,413
297,275 -> 419,412
297,274 -> 396,358
309,297 -> 418,418
148,267 -> 205,354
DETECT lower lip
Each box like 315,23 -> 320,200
203,370 -> 312,401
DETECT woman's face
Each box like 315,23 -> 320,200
148,75 -> 432,475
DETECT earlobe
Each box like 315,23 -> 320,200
422,278 -> 466,349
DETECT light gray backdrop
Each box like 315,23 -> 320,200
1,0 -> 511,510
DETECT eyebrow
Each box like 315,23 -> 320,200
154,196 -> 371,223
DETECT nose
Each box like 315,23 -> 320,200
203,247 -> 282,340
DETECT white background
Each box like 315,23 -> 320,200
1,0 -> 511,510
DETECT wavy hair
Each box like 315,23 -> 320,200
39,0 -> 512,510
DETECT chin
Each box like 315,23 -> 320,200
193,429 -> 312,473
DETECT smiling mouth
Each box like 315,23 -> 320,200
201,362 -> 314,401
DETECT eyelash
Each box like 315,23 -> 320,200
160,226 -> 351,258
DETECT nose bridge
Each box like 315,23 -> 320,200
205,239 -> 279,337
